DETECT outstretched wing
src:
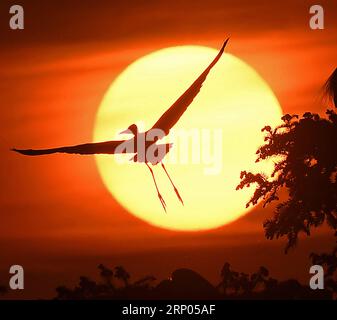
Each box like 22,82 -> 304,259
12,140 -> 127,156
151,38 -> 229,135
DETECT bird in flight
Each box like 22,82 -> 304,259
13,39 -> 229,212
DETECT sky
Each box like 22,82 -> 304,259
0,0 -> 336,298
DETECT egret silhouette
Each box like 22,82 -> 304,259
13,39 -> 229,211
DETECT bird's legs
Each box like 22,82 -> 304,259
146,163 -> 167,212
161,163 -> 184,205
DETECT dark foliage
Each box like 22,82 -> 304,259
217,262 -> 332,300
234,69 -> 337,299
54,263 -> 332,300
55,264 -> 156,300
237,69 -> 337,252
114,265 -> 130,287
311,245 -> 337,296
237,110 -> 337,251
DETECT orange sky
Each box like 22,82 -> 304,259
0,0 -> 336,298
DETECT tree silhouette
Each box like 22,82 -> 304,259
55,276 -> 101,300
98,264 -> 114,288
217,262 -> 240,295
214,262 -> 332,299
114,266 -> 130,287
54,262 -> 333,299
311,245 -> 337,297
237,69 -> 337,252
217,263 -> 280,296
250,266 -> 270,291
235,68 -> 337,299
55,264 -> 158,299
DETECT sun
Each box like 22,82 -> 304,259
93,45 -> 282,231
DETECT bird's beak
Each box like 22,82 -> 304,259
119,129 -> 131,135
